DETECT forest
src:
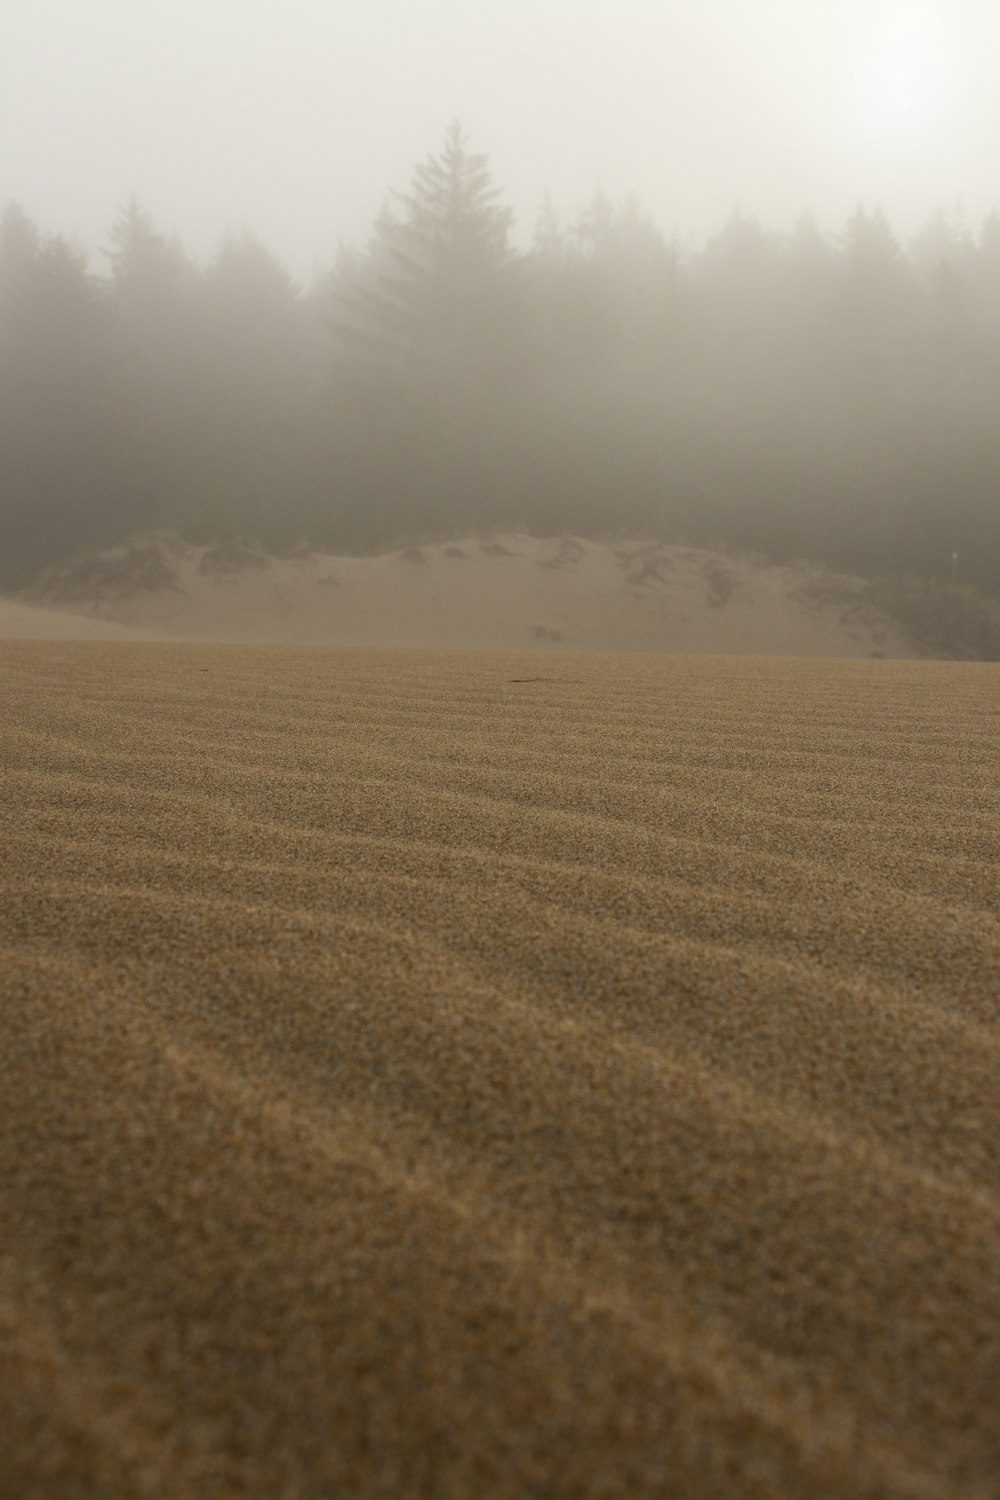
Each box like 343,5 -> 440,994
2,123 -> 999,597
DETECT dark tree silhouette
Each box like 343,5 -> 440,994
328,123 -> 526,540
337,121 -> 519,387
0,202 -> 41,344
105,198 -> 195,329
0,231 -> 115,582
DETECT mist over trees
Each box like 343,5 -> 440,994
2,124 -> 999,595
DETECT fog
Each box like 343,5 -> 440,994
4,0 -> 1000,276
2,1 -> 1000,639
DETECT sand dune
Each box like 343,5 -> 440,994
17,533 -> 918,656
2,641 -> 997,1499
0,597 -> 160,642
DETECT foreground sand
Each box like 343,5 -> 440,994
1,642 -> 997,1500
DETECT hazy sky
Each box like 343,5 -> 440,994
4,0 -> 999,279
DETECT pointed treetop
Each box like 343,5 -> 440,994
392,120 -> 514,274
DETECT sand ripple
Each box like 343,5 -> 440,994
1,643 -> 998,1498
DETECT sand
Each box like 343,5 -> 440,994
1,640 -> 997,1500
14,533 -> 919,657
0,598 -> 159,642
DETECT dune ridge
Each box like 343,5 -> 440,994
11,533 -> 919,656
1,641 -> 998,1499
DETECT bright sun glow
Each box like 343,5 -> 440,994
853,9 -> 956,143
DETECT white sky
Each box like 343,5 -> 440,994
3,0 -> 999,279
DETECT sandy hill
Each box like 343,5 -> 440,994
0,596 -> 160,641
9,533 -> 919,655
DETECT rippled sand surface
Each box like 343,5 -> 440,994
2,642 -> 998,1500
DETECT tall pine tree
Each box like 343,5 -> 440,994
338,122 -> 519,388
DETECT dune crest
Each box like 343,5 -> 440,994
14,533 -> 919,656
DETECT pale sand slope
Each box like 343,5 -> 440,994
19,533 -> 918,655
2,643 -> 998,1500
0,597 -> 160,641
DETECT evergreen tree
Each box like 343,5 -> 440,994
839,205 -> 911,323
0,232 -> 115,583
105,198 -> 195,326
327,124 -> 526,540
532,191 -> 565,265
108,205 -> 197,347
910,205 -> 974,285
0,202 -> 41,343
971,212 -> 1000,335
184,233 -> 309,542
337,121 -> 518,387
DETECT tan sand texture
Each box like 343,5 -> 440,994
1,641 -> 998,1499
15,533 -> 919,656
0,597 -> 160,642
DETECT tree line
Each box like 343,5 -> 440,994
2,122 -> 999,595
